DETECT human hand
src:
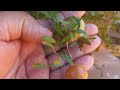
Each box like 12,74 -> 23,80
0,11 -> 52,79
0,11 -> 101,79
38,11 -> 101,79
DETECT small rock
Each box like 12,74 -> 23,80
88,66 -> 101,79
108,30 -> 120,38
88,49 -> 120,79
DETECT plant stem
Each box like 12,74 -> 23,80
66,42 -> 72,58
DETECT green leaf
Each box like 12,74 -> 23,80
59,33 -> 71,46
70,21 -> 78,31
32,63 -> 47,68
48,11 -> 63,26
59,52 -> 73,65
40,11 -> 52,19
54,14 -> 64,25
79,37 -> 91,45
42,41 -> 54,49
49,59 -> 62,67
69,32 -> 74,41
61,21 -> 70,32
75,29 -> 86,35
41,36 -> 56,44
44,46 -> 49,54
75,29 -> 91,45
66,16 -> 81,31
53,22 -> 64,36
49,11 -> 58,22
68,41 -> 78,47
53,31 -> 59,39
40,11 -> 62,26
71,16 -> 80,29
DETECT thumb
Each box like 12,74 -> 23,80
0,11 -> 52,42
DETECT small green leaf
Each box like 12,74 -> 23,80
59,52 -> 73,65
40,11 -> 52,19
61,21 -> 70,32
53,22 -> 64,36
75,29 -> 91,45
49,11 -> 58,23
43,46 -> 49,54
69,32 -> 75,41
49,59 -> 62,67
75,29 -> 86,35
71,16 -> 80,29
68,41 -> 78,47
53,31 -> 59,39
65,16 -> 81,31
40,11 -> 62,26
70,21 -> 78,31
54,15 -> 64,25
59,33 -> 71,46
32,63 -> 47,68
41,36 -> 56,44
42,41 -> 54,49
79,37 -> 91,45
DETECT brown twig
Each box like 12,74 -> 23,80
66,42 -> 72,58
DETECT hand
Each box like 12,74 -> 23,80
38,11 -> 101,79
0,11 -> 52,79
0,11 -> 101,79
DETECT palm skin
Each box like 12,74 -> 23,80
0,11 -> 101,79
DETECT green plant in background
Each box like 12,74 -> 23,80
28,11 -> 45,19
83,11 -> 120,47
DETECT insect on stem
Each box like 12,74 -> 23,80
66,42 -> 72,58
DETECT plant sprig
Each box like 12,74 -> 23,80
40,11 -> 92,65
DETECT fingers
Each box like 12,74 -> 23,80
85,24 -> 98,35
50,55 -> 94,79
47,45 -> 84,71
25,44 -> 49,79
37,11 -> 99,55
15,62 -> 27,79
81,35 -> 101,54
0,40 -> 21,79
39,23 -> 99,55
74,55 -> 94,70
47,35 -> 101,71
19,41 -> 39,64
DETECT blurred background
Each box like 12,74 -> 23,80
28,11 -> 120,79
